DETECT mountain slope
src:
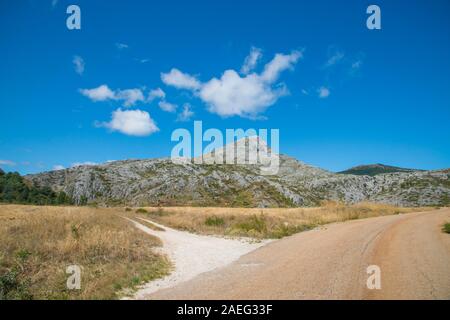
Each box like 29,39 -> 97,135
338,164 -> 420,176
26,155 -> 450,208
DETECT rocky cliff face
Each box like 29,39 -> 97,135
25,154 -> 450,207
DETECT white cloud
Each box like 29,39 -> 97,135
260,51 -> 302,82
318,87 -> 330,98
158,101 -> 177,113
73,55 -> 85,75
148,88 -> 166,101
115,88 -> 145,107
350,52 -> 365,73
241,47 -> 262,75
80,85 -> 145,107
80,85 -> 115,101
350,58 -> 363,75
71,162 -> 97,168
301,89 -> 309,95
100,109 -> 159,136
0,160 -> 16,166
351,60 -> 362,69
115,43 -> 129,50
199,70 -> 287,117
176,103 -> 194,122
161,68 -> 202,90
324,50 -> 344,68
161,49 -> 302,118
53,165 -> 65,170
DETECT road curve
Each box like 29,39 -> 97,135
147,208 -> 450,300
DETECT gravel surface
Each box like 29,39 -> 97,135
125,217 -> 271,299
144,208 -> 450,299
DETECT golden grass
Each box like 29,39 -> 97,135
135,218 -> 165,232
0,202 -> 431,300
0,205 -> 170,300
135,202 -> 429,239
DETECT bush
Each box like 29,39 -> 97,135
205,216 -> 225,227
0,269 -> 32,300
268,223 -> 314,239
0,250 -> 33,300
443,223 -> 450,234
136,208 -> 148,214
150,208 -> 170,217
79,195 -> 88,206
236,215 -> 267,234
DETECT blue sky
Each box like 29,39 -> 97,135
1,0 -> 449,174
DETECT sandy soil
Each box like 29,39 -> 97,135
125,217 -> 271,299
144,208 -> 450,300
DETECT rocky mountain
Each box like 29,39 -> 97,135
25,138 -> 450,207
338,164 -> 420,176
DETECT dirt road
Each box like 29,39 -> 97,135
146,208 -> 450,300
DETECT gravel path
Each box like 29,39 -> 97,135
125,217 -> 271,299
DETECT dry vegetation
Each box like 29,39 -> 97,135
0,205 -> 170,300
135,202 -> 427,239
0,202 -> 429,300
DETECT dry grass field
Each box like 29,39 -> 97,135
0,202 -> 428,300
134,202 -> 427,239
0,205 -> 170,300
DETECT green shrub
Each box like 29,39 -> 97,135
268,223 -> 314,239
235,215 -> 267,234
150,208 -> 170,217
71,224 -> 81,239
79,195 -> 88,206
136,208 -> 148,214
443,223 -> 450,234
204,216 -> 225,227
0,269 -> 32,300
0,250 -> 33,300
15,249 -> 31,262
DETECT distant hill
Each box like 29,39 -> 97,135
338,164 -> 421,177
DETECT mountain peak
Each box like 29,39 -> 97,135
192,135 -> 273,165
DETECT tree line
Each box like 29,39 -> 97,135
0,169 -> 73,205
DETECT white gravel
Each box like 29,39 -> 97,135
125,217 -> 271,299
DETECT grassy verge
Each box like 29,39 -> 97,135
0,205 -> 170,300
443,223 -> 450,234
135,202 -> 426,239
136,218 -> 165,232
